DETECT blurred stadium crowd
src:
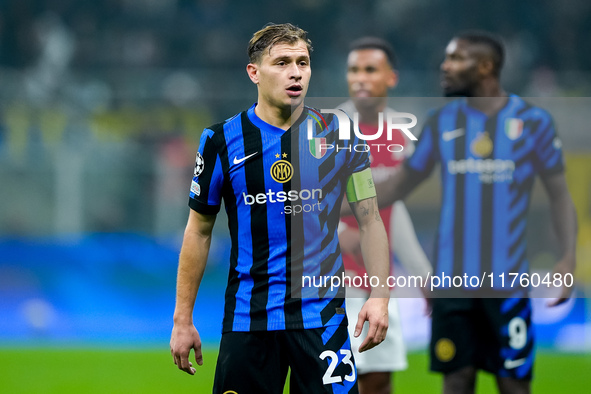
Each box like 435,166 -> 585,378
0,0 -> 590,236
1,0 -> 591,100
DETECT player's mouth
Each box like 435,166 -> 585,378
286,84 -> 303,97
352,89 -> 372,98
441,78 -> 452,90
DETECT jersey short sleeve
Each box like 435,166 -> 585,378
405,116 -> 438,177
344,117 -> 371,174
531,111 -> 565,177
188,128 -> 224,215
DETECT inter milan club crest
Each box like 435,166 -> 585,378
471,132 -> 493,158
309,137 -> 327,159
270,153 -> 293,183
505,118 -> 524,140
194,152 -> 204,176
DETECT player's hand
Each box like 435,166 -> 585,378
355,297 -> 389,353
418,282 -> 433,317
547,256 -> 576,307
170,323 -> 203,375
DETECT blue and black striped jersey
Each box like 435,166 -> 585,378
190,104 -> 370,332
406,95 -> 564,288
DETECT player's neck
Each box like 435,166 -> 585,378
467,80 -> 508,116
254,101 -> 303,130
354,100 -> 388,126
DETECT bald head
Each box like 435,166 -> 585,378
453,30 -> 505,77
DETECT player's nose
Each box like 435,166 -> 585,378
354,71 -> 369,83
289,63 -> 302,80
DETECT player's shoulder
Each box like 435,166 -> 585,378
305,105 -> 340,123
205,112 -> 242,133
302,105 -> 345,137
420,102 -> 450,130
509,95 -> 554,122
438,98 -> 464,114
336,100 -> 356,118
421,98 -> 464,124
201,111 -> 245,141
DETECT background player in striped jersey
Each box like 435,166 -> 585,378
375,31 -> 577,394
338,37 -> 432,394
170,23 -> 391,393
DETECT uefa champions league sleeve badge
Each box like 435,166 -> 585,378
194,152 -> 205,176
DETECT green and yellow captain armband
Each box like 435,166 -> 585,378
346,168 -> 376,202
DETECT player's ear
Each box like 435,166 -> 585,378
478,59 -> 494,77
387,69 -> 399,89
247,63 -> 259,84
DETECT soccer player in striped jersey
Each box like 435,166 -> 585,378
170,23 -> 391,394
338,37 -> 432,394
375,31 -> 577,394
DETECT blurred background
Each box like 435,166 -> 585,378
0,0 -> 589,392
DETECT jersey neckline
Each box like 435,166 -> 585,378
246,103 -> 311,135
460,93 -> 519,118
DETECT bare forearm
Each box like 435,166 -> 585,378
550,194 -> 578,262
173,228 -> 212,324
359,221 -> 390,296
354,198 -> 390,297
391,201 -> 432,278
542,174 -> 578,264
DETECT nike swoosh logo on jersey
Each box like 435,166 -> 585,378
504,358 -> 527,370
233,152 -> 258,165
442,128 -> 465,141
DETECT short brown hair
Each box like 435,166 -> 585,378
248,23 -> 313,64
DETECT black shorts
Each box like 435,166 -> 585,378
430,297 -> 534,380
213,325 -> 358,394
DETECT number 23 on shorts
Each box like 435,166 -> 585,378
319,349 -> 356,385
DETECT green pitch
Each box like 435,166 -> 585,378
0,348 -> 588,393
